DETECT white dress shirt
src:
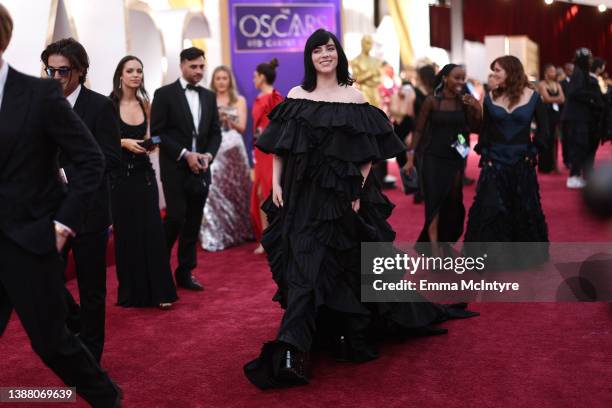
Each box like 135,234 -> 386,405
57,83 -> 82,236
66,84 -> 82,108
0,59 -> 9,109
178,77 -> 202,160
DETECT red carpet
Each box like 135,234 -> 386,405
2,146 -> 612,408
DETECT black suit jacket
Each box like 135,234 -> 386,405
150,80 -> 221,184
561,67 -> 599,123
0,67 -> 104,255
59,86 -> 120,233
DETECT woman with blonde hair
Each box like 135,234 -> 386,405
199,65 -> 252,251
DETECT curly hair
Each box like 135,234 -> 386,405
490,55 -> 533,109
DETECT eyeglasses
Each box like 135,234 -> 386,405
45,66 -> 72,78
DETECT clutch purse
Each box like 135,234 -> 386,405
400,167 -> 419,195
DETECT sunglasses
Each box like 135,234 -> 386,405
45,66 -> 72,78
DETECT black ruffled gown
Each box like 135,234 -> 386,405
464,92 -> 549,268
244,98 -> 477,389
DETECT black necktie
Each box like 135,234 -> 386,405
186,84 -> 200,91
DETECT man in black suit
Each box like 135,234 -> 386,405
41,38 -> 121,363
0,5 -> 121,406
559,62 -> 574,168
151,47 -> 221,291
561,48 -> 602,189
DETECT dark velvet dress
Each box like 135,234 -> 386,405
464,91 -> 549,268
414,96 -> 480,245
110,110 -> 178,307
244,98 -> 478,389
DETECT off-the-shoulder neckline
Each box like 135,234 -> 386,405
284,97 -> 370,106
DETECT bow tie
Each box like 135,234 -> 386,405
186,84 -> 201,92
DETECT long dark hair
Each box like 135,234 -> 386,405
433,63 -> 460,96
416,64 -> 436,94
41,38 -> 89,84
109,55 -> 149,110
491,55 -> 532,109
256,58 -> 279,85
301,29 -> 354,92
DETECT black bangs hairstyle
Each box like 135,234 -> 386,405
301,28 -> 354,92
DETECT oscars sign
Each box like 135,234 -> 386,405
232,3 -> 337,53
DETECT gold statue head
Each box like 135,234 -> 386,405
361,35 -> 373,54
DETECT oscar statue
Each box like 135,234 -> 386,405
350,35 -> 383,108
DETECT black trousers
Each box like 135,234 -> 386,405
563,121 -> 599,177
162,171 -> 210,281
0,232 -> 119,407
62,228 -> 109,363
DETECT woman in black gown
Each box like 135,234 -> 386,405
397,65 -> 436,204
109,56 -> 177,309
537,64 -> 565,173
406,64 -> 481,254
464,56 -> 549,267
244,29 -> 478,389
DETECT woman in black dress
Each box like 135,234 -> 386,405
244,29 -> 477,389
397,65 -> 436,203
109,56 -> 177,309
406,64 -> 482,254
537,64 -> 565,173
465,56 -> 549,267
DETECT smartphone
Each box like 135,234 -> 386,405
139,135 -> 161,151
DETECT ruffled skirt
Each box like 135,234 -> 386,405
464,158 -> 549,268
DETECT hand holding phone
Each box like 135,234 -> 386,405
138,135 -> 161,151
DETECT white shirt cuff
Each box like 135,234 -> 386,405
178,148 -> 188,161
54,221 -> 76,237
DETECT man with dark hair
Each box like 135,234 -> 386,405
41,37 -> 121,362
0,5 -> 121,407
151,47 -> 221,291
561,48 -> 601,189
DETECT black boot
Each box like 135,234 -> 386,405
273,342 -> 311,386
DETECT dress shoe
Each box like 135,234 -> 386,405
176,276 -> 204,291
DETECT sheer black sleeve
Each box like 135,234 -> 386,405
464,101 -> 482,134
410,95 -> 435,152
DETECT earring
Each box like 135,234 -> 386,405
119,78 -> 122,89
